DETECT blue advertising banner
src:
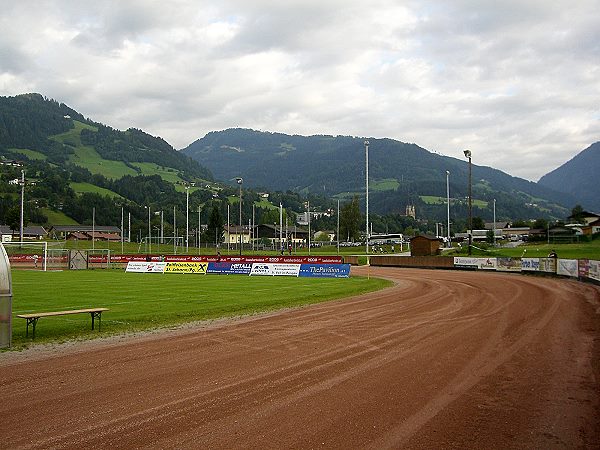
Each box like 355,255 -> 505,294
299,264 -> 351,278
207,262 -> 253,275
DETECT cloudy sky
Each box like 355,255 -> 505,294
1,0 -> 599,181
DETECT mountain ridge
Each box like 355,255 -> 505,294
538,142 -> 600,212
182,128 -> 578,221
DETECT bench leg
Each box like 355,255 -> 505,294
90,312 -> 103,332
26,318 -> 39,339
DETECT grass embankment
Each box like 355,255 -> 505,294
8,270 -> 390,349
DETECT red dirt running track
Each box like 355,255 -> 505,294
1,267 -> 599,449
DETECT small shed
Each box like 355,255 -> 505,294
410,235 -> 441,256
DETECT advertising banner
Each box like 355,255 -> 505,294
272,264 -> 301,277
453,257 -> 496,269
589,260 -> 600,282
497,257 -> 521,272
539,258 -> 556,273
299,264 -> 351,278
578,259 -> 589,278
478,258 -> 497,270
250,263 -> 273,276
521,258 -> 540,271
126,261 -> 167,273
164,261 -> 208,274
112,255 -> 344,264
454,257 -> 480,268
250,263 -> 301,276
557,259 -> 578,277
207,262 -> 252,275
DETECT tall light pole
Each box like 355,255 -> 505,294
198,206 -> 202,255
121,206 -> 124,254
185,186 -> 190,253
19,170 -> 24,244
92,206 -> 95,251
493,198 -> 497,247
364,140 -> 369,259
463,149 -> 472,256
235,177 -> 243,256
446,170 -> 451,247
227,204 -> 230,253
160,210 -> 164,245
337,199 -> 340,255
146,206 -> 151,254
173,206 -> 176,254
307,201 -> 311,255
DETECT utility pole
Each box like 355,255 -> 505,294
236,178 -> 243,256
19,170 -> 24,244
446,170 -> 451,247
185,186 -> 190,253
364,140 -> 369,260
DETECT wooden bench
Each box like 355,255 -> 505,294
17,308 -> 109,339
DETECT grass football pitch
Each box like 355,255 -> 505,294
7,270 -> 390,348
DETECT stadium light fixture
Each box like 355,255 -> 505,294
463,150 -> 472,256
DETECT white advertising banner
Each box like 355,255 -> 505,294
126,261 -> 167,273
250,263 -> 273,276
478,258 -> 497,270
454,257 -> 480,268
250,263 -> 301,276
272,264 -> 301,277
589,260 -> 600,282
454,257 -> 496,269
557,259 -> 578,277
521,258 -> 540,271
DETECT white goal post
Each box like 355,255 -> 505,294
2,241 -> 49,271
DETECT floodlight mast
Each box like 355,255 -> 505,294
235,177 -> 243,256
446,170 -> 451,247
463,149 -> 472,256
364,140 -> 369,261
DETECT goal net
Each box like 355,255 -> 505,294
2,241 -> 50,271
85,249 -> 111,270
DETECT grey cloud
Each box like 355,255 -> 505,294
0,0 -> 598,181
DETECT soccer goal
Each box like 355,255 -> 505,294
2,241 -> 49,271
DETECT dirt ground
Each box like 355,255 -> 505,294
1,267 -> 599,449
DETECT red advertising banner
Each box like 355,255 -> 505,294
98,255 -> 344,264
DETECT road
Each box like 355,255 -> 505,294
1,267 -> 599,449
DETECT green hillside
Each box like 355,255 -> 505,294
538,142 -> 600,212
182,128 -> 577,223
70,182 -> 124,199
0,93 -> 219,233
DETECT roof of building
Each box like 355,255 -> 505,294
50,225 -> 121,233
410,234 -> 441,241
0,225 -> 47,236
567,211 -> 599,219
484,221 -> 511,230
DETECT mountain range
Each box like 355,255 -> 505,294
1,93 -> 596,232
538,142 -> 600,212
182,129 -> 584,221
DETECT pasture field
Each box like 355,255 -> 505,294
8,270 -> 390,348
39,208 -> 79,225
70,182 -> 124,199
8,148 -> 47,160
